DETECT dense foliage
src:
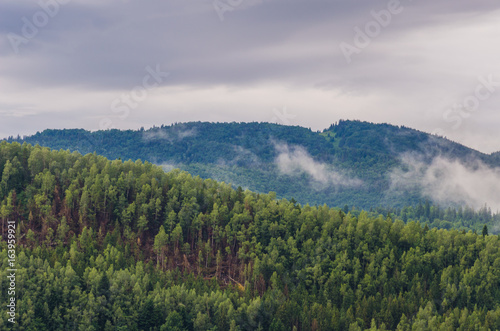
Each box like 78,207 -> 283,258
1,142 -> 500,330
7,121 -> 499,210
364,203 -> 500,234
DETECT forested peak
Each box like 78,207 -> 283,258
9,121 -> 488,163
491,150 -> 500,159
324,119 -> 483,159
326,119 -> 412,133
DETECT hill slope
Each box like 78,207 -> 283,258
6,120 -> 500,210
2,142 -> 500,330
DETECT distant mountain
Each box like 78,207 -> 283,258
491,151 -> 500,163
6,120 -> 500,209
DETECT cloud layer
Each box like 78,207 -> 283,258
1,0 -> 500,153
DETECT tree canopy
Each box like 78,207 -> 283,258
1,141 -> 500,330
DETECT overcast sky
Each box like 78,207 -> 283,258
1,0 -> 499,153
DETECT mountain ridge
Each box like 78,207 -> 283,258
5,120 -> 500,210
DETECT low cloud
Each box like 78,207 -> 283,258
142,126 -> 197,142
390,153 -> 500,211
274,143 -> 362,188
160,163 -> 178,172
143,129 -> 170,141
216,145 -> 262,167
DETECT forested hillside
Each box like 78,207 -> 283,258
2,142 -> 500,330
7,120 -> 499,210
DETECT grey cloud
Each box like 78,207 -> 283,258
0,0 -> 499,153
2,0 -> 495,90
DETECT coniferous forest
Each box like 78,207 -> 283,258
2,141 -> 500,330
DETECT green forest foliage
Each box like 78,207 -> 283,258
359,203 -> 499,234
7,120 -> 499,210
1,142 -> 500,330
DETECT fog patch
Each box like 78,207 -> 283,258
143,127 -> 197,142
390,153 -> 500,211
216,145 -> 261,167
274,143 -> 362,188
160,163 -> 178,172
